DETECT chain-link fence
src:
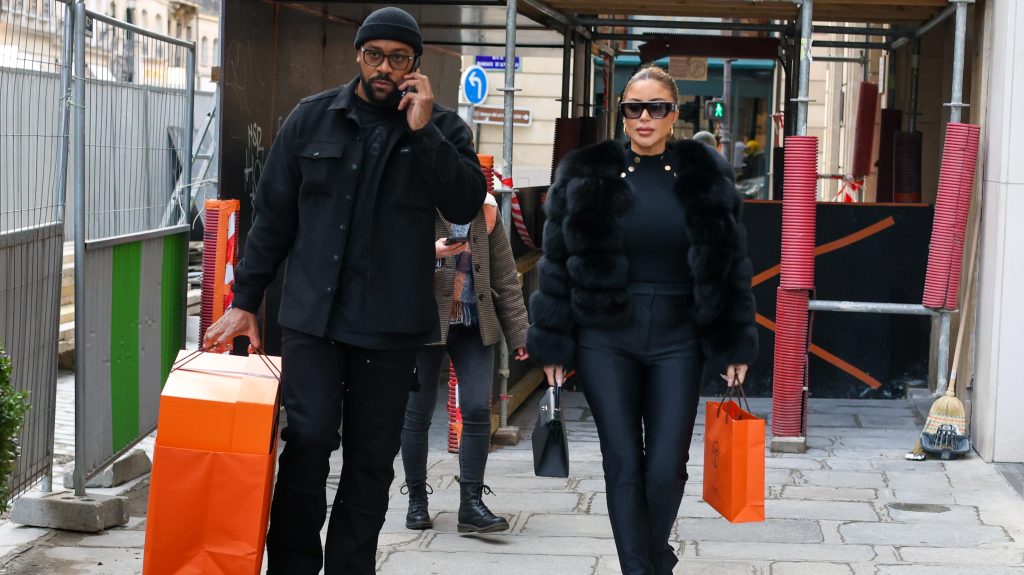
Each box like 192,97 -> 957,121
70,2 -> 194,492
0,0 -> 73,502
1,0 -> 196,502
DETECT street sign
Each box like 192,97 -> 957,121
471,106 -> 532,127
669,57 -> 708,82
474,56 -> 521,71
705,98 -> 726,121
461,65 -> 489,105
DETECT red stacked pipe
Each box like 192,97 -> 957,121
447,361 -> 460,453
852,82 -> 879,179
922,123 -> 981,310
780,136 -> 819,290
199,207 -> 221,345
773,136 -> 819,438
772,289 -> 810,437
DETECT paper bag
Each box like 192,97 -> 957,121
702,398 -> 765,523
143,351 -> 281,575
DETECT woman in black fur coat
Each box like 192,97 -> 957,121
527,66 -> 758,575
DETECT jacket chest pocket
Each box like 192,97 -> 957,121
297,140 -> 346,194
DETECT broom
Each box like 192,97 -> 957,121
906,212 -> 978,460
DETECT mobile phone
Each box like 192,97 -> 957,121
445,222 -> 471,245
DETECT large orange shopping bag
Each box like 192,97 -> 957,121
143,350 -> 281,575
702,388 -> 765,523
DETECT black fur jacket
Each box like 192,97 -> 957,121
526,139 -> 758,377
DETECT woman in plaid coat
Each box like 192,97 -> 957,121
401,192 -> 529,533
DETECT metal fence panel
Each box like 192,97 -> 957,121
0,0 -> 71,501
71,3 -> 192,491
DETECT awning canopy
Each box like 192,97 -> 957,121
534,0 -> 949,24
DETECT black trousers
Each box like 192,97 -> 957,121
266,328 -> 417,575
403,324 -> 495,484
576,284 -> 702,575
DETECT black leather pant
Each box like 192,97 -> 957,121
576,283 -> 702,575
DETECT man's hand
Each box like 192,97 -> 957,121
398,71 -> 435,132
203,308 -> 261,354
435,237 -> 469,259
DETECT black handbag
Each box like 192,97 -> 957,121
532,385 -> 569,477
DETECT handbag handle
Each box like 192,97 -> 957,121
553,384 -> 561,414
171,345 -> 282,382
716,383 -> 753,419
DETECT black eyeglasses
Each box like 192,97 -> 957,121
360,48 -> 415,71
619,101 -> 677,120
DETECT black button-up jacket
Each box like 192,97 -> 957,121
232,78 -> 486,338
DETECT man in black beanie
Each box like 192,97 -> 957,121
203,6 -> 485,574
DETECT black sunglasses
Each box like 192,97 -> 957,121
360,48 -> 417,71
619,101 -> 677,120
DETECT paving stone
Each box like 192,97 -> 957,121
884,502 -> 980,525
884,471 -> 951,491
427,533 -> 615,556
771,561 -> 854,575
874,566 -> 1024,575
378,550 -> 597,574
808,414 -> 859,427
672,558 -> 766,574
521,513 -> 614,538
74,529 -> 146,548
765,457 -> 823,471
0,522 -> 50,547
765,499 -> 878,521
798,470 -> 886,488
695,542 -> 875,562
780,486 -> 877,501
41,546 -> 144,574
897,547 -> 1024,565
856,415 -> 920,429
839,522 -> 1010,546
678,518 -> 823,544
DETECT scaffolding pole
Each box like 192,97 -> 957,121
496,0 -> 518,435
795,0 -> 813,136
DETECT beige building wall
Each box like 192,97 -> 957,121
462,55 -> 568,189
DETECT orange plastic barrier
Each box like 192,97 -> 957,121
143,351 -> 281,575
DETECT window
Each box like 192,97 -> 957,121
212,39 -> 218,66
200,37 -> 208,66
109,2 -> 116,18
141,9 -> 148,31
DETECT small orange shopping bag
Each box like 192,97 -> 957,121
702,388 -> 765,523
143,350 -> 281,575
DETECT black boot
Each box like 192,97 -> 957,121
457,482 -> 509,534
402,480 -> 433,530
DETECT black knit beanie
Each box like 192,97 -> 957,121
354,7 -> 423,55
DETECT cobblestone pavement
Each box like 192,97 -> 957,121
1,376 -> 1023,574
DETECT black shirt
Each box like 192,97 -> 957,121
326,98 -> 434,349
621,149 -> 692,285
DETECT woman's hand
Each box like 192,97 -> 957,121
543,364 -> 565,387
720,364 -> 749,388
513,347 -> 529,361
435,237 -> 469,259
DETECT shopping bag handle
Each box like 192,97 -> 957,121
716,383 -> 753,419
171,345 -> 282,382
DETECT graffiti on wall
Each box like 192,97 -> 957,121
243,122 -> 265,221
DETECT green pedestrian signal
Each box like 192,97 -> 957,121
705,98 -> 727,121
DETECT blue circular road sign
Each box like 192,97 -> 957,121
461,65 -> 489,105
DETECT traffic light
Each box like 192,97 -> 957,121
705,98 -> 726,121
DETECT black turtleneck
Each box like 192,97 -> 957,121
620,148 -> 692,286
